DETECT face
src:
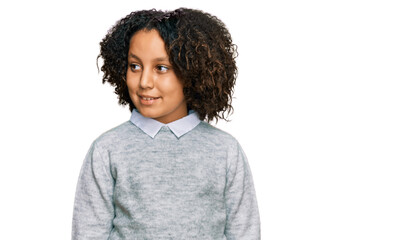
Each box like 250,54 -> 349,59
126,29 -> 187,124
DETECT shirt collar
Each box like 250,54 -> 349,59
129,109 -> 201,138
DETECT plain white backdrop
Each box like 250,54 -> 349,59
1,0 -> 414,239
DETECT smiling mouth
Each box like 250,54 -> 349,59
141,97 -> 159,100
139,96 -> 160,100
139,95 -> 160,105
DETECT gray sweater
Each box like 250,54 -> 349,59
72,110 -> 260,239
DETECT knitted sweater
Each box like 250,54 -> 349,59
72,111 -> 260,239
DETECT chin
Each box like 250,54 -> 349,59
137,108 -> 160,118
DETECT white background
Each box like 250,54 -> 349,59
1,0 -> 414,239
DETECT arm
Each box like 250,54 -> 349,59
72,141 -> 114,240
224,143 -> 261,240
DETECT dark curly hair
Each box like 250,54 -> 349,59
98,8 -> 238,122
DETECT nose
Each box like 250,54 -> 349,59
139,68 -> 154,89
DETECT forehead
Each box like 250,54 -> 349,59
129,30 -> 168,59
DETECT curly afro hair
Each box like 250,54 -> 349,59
98,8 -> 238,122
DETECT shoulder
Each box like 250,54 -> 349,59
194,122 -> 249,171
192,121 -> 240,149
92,121 -> 137,148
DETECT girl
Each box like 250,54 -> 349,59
72,8 -> 260,239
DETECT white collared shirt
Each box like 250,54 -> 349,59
129,109 -> 201,138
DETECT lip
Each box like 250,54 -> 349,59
139,95 -> 160,105
140,94 -> 159,98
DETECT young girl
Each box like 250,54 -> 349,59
72,8 -> 260,239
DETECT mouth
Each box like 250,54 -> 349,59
141,97 -> 157,101
140,96 -> 160,100
139,95 -> 160,105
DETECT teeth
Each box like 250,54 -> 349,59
143,97 -> 156,100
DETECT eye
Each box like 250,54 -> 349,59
156,65 -> 169,73
129,63 -> 142,72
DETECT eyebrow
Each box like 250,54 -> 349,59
129,53 -> 169,62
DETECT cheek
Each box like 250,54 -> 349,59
126,76 -> 137,92
125,80 -> 133,92
168,82 -> 185,99
158,76 -> 184,95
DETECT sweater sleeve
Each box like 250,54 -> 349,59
72,141 -> 115,240
224,142 -> 261,240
